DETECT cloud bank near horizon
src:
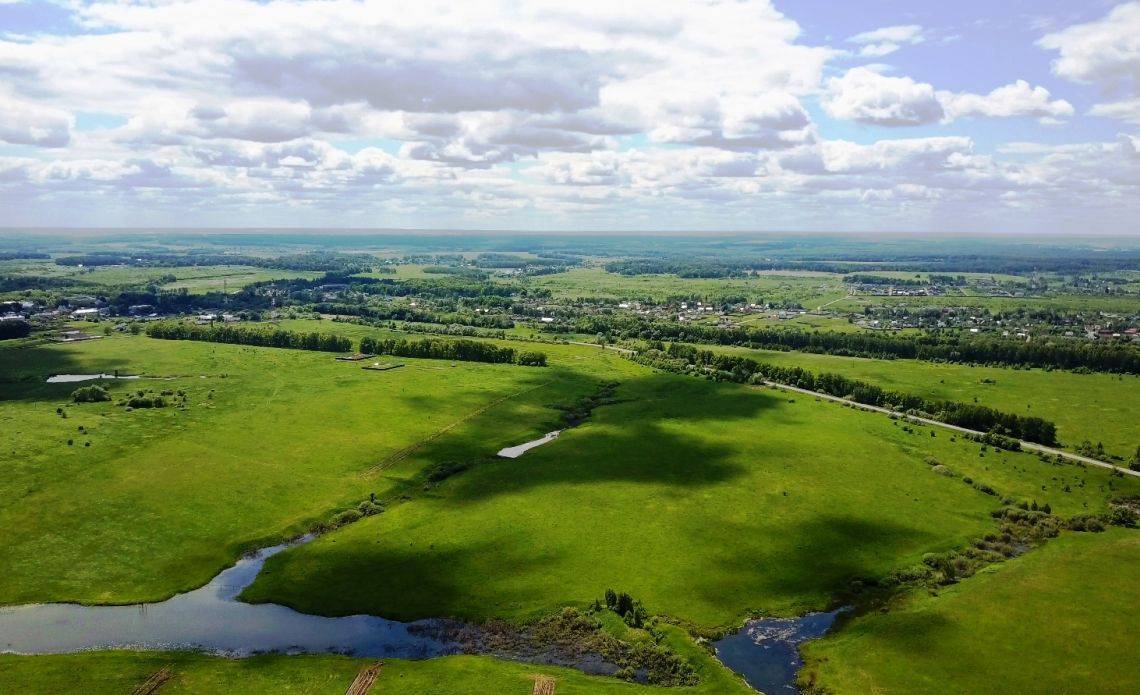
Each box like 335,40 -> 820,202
0,0 -> 1138,233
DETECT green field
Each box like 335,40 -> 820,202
528,268 -> 848,306
0,332 -> 630,605
834,292 -> 1140,314
0,260 -> 321,294
713,345 -> 1140,459
2,317 -> 1137,693
244,357 -> 1134,629
802,528 -> 1140,693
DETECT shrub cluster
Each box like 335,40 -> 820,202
425,460 -> 469,483
603,588 -> 649,628
556,381 -> 620,426
71,384 -> 111,403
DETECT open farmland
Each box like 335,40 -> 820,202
712,345 -> 1140,460
529,267 -> 849,306
244,367 -> 1135,628
2,231 -> 1138,695
0,332 -> 627,605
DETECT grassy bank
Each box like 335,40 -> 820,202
802,528 -> 1140,693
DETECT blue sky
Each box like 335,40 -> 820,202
0,1 -> 1137,233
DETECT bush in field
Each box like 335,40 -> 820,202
122,391 -> 168,409
515,351 -> 548,367
72,385 -> 111,403
426,460 -> 469,483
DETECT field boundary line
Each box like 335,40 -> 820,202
757,380 -> 1140,478
364,381 -> 550,475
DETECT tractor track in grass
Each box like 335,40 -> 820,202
363,381 -> 551,476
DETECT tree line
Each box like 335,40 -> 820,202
359,335 -> 546,366
568,315 -> 1140,373
0,319 -> 32,340
146,322 -> 353,352
637,343 -> 1059,445
147,321 -> 547,366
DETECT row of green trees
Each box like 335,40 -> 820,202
640,344 -> 1058,445
147,321 -> 550,366
146,322 -> 353,352
569,315 -> 1140,373
360,335 -> 545,366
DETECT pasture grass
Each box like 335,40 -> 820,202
245,372 -> 1134,629
713,345 -> 1140,459
802,528 -> 1140,693
0,332 -> 625,605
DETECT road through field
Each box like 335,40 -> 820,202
758,380 -> 1140,478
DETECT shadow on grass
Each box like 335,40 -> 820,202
688,514 -> 945,618
246,535 -> 554,622
0,341 -> 142,403
401,371 -> 779,500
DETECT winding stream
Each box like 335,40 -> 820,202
0,537 -> 455,658
714,609 -> 846,693
0,528 -> 842,690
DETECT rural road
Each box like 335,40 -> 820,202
758,380 -> 1140,479
567,341 -> 636,355
814,294 -> 851,312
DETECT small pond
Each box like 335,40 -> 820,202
714,609 -> 846,693
497,430 -> 561,458
46,374 -> 140,384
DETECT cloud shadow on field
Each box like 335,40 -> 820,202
687,514 -> 944,618
402,371 -> 780,501
246,535 -> 559,622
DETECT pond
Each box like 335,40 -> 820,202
45,374 -> 140,383
713,609 -> 846,693
496,430 -> 561,458
0,537 -> 455,658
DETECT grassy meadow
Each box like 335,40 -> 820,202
0,332 -> 632,605
713,345 -> 1140,459
802,528 -> 1140,693
2,316 -> 1136,693
0,260 -> 322,295
245,367 -> 1135,629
